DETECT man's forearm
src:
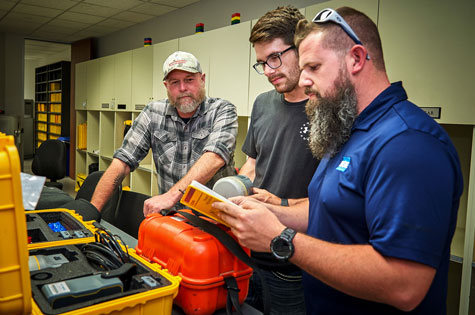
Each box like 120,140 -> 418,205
238,157 -> 256,181
291,234 -> 435,311
91,158 -> 130,212
268,200 -> 309,232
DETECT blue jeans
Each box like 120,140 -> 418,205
245,268 -> 307,314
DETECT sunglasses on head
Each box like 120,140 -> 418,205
313,8 -> 370,60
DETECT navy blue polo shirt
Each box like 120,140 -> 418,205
303,82 -> 463,314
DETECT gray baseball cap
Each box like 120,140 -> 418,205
163,51 -> 202,80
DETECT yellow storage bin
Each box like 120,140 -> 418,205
0,133 -> 180,315
49,114 -> 61,124
77,123 -> 87,150
0,134 -> 31,315
49,93 -> 61,102
37,132 -> 47,141
37,103 -> 47,112
49,82 -> 60,91
37,122 -> 47,132
48,124 -> 61,134
37,113 -> 47,122
50,104 -> 61,113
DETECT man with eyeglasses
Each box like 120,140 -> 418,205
215,7 -> 463,314
237,5 -> 319,315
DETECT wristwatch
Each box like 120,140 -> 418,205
270,227 -> 297,261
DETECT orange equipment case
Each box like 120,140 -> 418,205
136,211 -> 253,315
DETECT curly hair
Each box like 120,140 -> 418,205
250,5 -> 305,46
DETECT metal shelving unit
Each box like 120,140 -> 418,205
34,61 -> 71,149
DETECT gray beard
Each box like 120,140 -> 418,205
305,73 -> 358,160
175,100 -> 201,113
168,86 -> 206,114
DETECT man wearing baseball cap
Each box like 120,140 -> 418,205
91,51 -> 238,216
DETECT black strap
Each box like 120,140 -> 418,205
175,210 -> 271,315
162,210 -> 284,268
224,276 -> 242,315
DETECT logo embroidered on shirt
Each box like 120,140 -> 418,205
336,157 -> 350,172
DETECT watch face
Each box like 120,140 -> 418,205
272,238 -> 292,260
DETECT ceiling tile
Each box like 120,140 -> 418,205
83,0 -> 144,11
25,39 -> 68,51
70,3 -> 122,18
0,1 -> 16,11
20,0 -> 78,11
95,18 -> 135,30
0,22 -> 39,34
46,18 -> 89,30
148,0 -> 199,8
0,9 -> 8,19
30,29 -> 67,39
35,24 -> 79,36
1,12 -> 50,24
130,3 -> 175,16
58,11 -> 105,24
112,11 -> 155,23
25,39 -> 71,52
12,3 -> 62,18
67,33 -> 93,42
85,24 -> 116,33
73,28 -> 110,38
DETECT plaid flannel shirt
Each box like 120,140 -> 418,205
114,96 -> 237,195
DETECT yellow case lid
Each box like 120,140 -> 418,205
0,135 -> 32,314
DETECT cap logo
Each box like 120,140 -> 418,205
169,60 -> 187,67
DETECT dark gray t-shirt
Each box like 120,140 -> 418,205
242,89 -> 319,199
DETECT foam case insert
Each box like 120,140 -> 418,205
29,244 -> 171,315
26,211 -> 93,243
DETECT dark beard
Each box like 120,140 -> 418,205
305,72 -> 358,160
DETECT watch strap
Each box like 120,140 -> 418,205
281,227 -> 297,243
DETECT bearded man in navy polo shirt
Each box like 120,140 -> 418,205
214,6 -> 463,314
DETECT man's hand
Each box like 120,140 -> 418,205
249,187 -> 282,205
143,190 -> 181,216
214,197 -> 285,252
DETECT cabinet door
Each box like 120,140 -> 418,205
178,32 -> 211,93
207,22 -> 251,116
75,62 -> 87,110
99,55 -> 115,110
379,0 -> 475,124
131,46 -> 153,111
86,59 -> 100,110
152,39 -> 179,101
115,51 -> 132,110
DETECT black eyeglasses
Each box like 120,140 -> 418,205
252,46 -> 295,75
313,8 -> 370,60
